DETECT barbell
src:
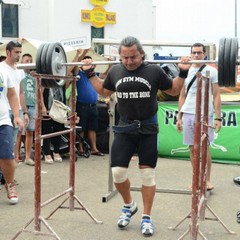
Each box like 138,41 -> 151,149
17,37 -> 239,88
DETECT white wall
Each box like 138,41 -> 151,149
19,0 -> 51,41
102,0 -> 155,58
16,0 -> 154,57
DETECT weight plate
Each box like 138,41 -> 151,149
45,42 -> 67,88
46,43 -> 67,87
46,42 -> 67,75
229,38 -> 239,87
218,38 -> 226,87
35,43 -> 45,74
223,38 -> 231,87
40,43 -> 52,88
40,43 -> 50,74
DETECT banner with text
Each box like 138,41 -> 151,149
157,102 -> 240,164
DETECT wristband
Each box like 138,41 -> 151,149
84,67 -> 96,79
178,69 -> 189,79
214,118 -> 222,122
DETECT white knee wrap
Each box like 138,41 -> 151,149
112,167 -> 128,183
140,168 -> 156,186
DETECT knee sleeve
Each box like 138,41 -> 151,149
140,168 -> 156,186
112,167 -> 128,183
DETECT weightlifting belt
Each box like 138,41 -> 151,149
112,114 -> 157,133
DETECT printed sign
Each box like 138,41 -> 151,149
60,37 -> 87,47
81,7 -> 116,28
90,0 -> 108,6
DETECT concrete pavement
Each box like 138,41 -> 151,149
0,155 -> 240,240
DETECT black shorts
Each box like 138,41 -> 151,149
111,133 -> 158,168
76,102 -> 98,131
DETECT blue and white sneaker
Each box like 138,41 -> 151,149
117,201 -> 138,228
237,210 -> 240,223
141,216 -> 154,237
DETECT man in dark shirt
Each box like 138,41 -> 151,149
83,36 -> 190,236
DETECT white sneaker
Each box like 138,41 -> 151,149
5,183 -> 18,204
141,216 -> 154,237
53,153 -> 63,163
44,155 -> 53,164
25,158 -> 35,166
117,201 -> 138,228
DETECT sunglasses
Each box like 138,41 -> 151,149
10,40 -> 22,47
6,40 -> 22,51
191,51 -> 204,55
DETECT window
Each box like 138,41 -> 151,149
91,26 -> 104,55
2,3 -> 19,37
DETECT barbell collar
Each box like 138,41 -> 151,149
17,63 -> 36,69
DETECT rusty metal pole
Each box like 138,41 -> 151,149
199,73 -> 210,220
69,77 -> 77,211
191,73 -> 202,239
34,76 -> 42,231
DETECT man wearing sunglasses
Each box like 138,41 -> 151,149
176,43 -> 222,191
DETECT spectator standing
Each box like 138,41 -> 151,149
0,68 -> 24,204
41,87 -> 64,164
176,43 -> 222,191
72,55 -> 104,156
0,40 -> 29,164
0,55 -> 6,184
21,53 -> 35,166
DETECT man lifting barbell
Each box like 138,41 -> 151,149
78,36 -> 191,237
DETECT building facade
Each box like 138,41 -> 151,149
0,0 -> 155,57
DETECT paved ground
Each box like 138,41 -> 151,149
1,154 -> 240,240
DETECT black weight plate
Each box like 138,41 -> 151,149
40,43 -> 50,74
45,42 -> 67,88
223,38 -> 231,87
218,38 -> 226,86
35,43 -> 45,74
40,43 -> 53,88
229,37 -> 239,87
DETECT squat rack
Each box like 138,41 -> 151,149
102,72 -> 235,240
12,73 -> 102,240
169,72 -> 235,239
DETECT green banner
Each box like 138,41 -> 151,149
157,102 -> 240,164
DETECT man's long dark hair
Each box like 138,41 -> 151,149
119,36 -> 146,60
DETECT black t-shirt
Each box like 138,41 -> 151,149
103,62 -> 173,121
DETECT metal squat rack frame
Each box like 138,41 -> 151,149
102,72 -> 235,240
168,72 -> 235,240
11,73 -> 102,240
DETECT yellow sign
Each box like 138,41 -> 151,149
90,0 -> 108,6
81,7 -> 116,28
